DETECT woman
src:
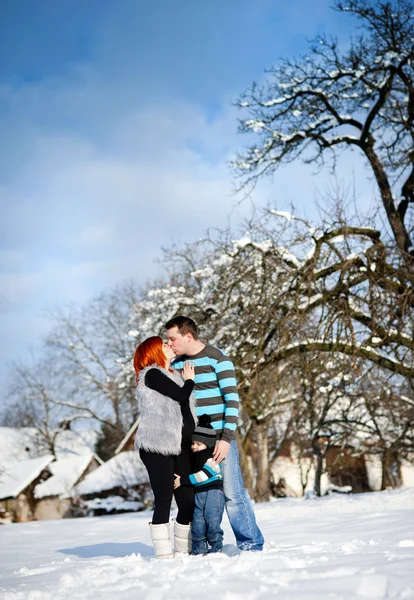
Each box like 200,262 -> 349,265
133,336 -> 196,558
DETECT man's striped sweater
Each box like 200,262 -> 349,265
172,344 -> 239,443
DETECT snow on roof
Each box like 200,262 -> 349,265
0,455 -> 54,500
34,452 -> 97,500
76,451 -> 148,496
0,427 -> 102,500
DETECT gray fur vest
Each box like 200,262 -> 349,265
134,365 -> 197,456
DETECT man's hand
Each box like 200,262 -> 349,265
212,440 -> 230,464
182,361 -> 195,381
173,473 -> 181,489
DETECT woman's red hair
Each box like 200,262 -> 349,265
134,336 -> 167,384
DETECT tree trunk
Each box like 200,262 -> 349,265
254,421 -> 272,502
364,141 -> 414,261
381,451 -> 402,490
236,433 -> 255,498
312,438 -> 324,497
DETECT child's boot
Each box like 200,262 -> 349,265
149,522 -> 174,558
173,519 -> 192,554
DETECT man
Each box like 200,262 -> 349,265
165,315 -> 264,552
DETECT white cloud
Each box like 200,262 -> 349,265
0,20 -> 378,405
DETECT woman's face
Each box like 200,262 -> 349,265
162,341 -> 176,362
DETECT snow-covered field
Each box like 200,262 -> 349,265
1,488 -> 414,600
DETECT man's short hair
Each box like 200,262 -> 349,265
165,315 -> 199,340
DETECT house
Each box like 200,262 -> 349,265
270,438 -> 414,496
76,418 -> 150,516
0,455 -> 55,522
0,426 -> 102,522
34,451 -> 102,520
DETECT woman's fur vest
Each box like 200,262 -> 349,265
134,364 -> 197,456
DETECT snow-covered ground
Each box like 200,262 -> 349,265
1,488 -> 414,600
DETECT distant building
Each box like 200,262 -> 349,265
34,452 -> 103,520
76,419 -> 150,516
0,455 -> 55,522
0,427 -> 102,522
271,439 -> 414,497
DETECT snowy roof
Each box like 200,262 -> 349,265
0,426 -> 102,500
34,452 -> 100,500
76,451 -> 148,495
114,419 -> 139,455
0,455 -> 54,500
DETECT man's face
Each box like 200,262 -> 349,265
166,326 -> 190,356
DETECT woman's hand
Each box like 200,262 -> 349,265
182,361 -> 195,381
174,473 -> 181,489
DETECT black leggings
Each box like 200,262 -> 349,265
140,449 -> 194,525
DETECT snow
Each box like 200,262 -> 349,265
252,240 -> 273,252
275,246 -> 302,266
83,496 -> 143,514
0,455 -> 54,500
298,293 -> 323,310
0,427 -> 101,500
34,454 -> 96,500
270,209 -> 295,221
263,97 -> 287,106
0,488 -> 414,599
76,451 -> 148,495
232,237 -> 251,250
245,120 -> 267,132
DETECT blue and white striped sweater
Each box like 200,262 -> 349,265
180,446 -> 223,491
188,457 -> 223,488
172,344 -> 240,443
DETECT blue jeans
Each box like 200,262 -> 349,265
222,440 -> 264,551
191,488 -> 225,555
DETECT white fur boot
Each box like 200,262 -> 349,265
173,519 -> 192,554
149,522 -> 174,558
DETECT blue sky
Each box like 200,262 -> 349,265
0,0 -> 376,407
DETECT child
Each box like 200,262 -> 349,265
174,414 -> 225,555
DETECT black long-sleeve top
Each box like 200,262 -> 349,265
145,368 -> 195,450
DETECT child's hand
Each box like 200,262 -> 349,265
174,473 -> 181,489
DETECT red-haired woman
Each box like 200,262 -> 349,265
134,335 -> 196,558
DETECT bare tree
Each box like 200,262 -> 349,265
290,354 -> 368,496
139,204 -> 413,498
2,357 -> 89,457
234,0 -> 414,260
357,368 -> 414,488
4,200 -> 411,500
46,281 -> 140,436
236,363 -> 299,501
